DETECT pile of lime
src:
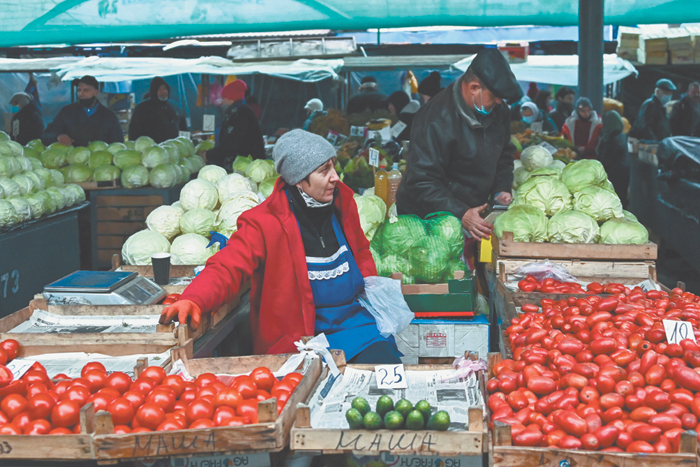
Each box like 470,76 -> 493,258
345,396 -> 450,431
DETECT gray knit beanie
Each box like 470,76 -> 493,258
273,129 -> 336,185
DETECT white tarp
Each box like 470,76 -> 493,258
453,54 -> 638,86
52,56 -> 342,83
0,57 -> 82,72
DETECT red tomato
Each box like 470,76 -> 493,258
70,378 -> 90,389
189,419 -> 215,429
51,401 -> 80,428
131,427 -> 153,433
23,370 -> 49,386
130,377 -> 157,394
108,398 -> 135,425
0,424 -> 21,434
213,406 -> 238,426
29,362 -> 46,373
12,412 -> 32,431
49,427 -> 73,435
157,419 -> 186,431
61,385 -> 90,406
53,374 -> 70,381
275,390 -> 291,404
186,399 -> 214,424
272,381 -> 295,396
146,388 -> 177,412
27,383 -> 48,398
0,365 -> 14,388
232,377 -> 258,399
81,362 -> 106,377
0,340 -> 20,361
196,386 -> 219,399
88,392 -> 115,412
1,394 -> 27,419
123,390 -> 145,408
106,372 -> 132,394
135,403 -> 166,430
195,373 -> 220,388
236,399 -> 259,424
180,389 -> 197,403
113,425 -> 131,434
161,375 -> 186,397
0,348 -> 9,366
250,368 -> 277,391
213,388 -> 243,409
27,393 -> 56,420
24,419 -> 52,435
84,370 -> 108,393
283,372 -> 303,387
255,390 -> 272,402
140,366 -> 166,384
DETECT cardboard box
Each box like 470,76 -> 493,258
347,452 -> 483,467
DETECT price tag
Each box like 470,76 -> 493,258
375,364 -> 407,389
178,131 -> 191,139
663,319 -> 697,344
326,131 -> 339,145
391,120 -> 407,138
6,359 -> 36,380
530,121 -> 544,133
368,148 -> 380,168
203,114 -> 216,132
537,141 -> 558,155
350,126 -> 367,137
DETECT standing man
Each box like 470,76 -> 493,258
129,77 -> 187,143
549,86 -> 576,131
417,71 -> 442,104
670,82 -> 700,137
396,48 -> 522,242
205,79 -> 265,169
631,78 -> 676,141
347,77 -> 387,114
9,92 -> 43,145
42,75 -> 123,147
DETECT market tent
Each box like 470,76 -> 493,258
453,54 -> 638,86
51,56 -> 342,83
3,1 -> 700,48
0,57 -> 83,72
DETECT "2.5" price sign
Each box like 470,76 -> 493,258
663,319 -> 697,345
375,364 -> 407,389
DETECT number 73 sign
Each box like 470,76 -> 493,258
663,320 -> 697,345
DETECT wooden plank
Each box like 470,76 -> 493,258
492,445 -> 697,467
96,207 -> 152,221
0,434 -> 95,459
97,249 -> 124,264
95,195 -> 165,207
96,235 -> 129,249
496,258 -> 654,282
96,222 -> 145,235
18,343 -> 176,358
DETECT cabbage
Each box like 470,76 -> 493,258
64,184 -> 86,203
0,199 -> 18,227
171,234 -> 218,265
181,157 -> 197,174
377,254 -> 412,278
217,174 -> 256,204
180,179 -> 218,211
426,212 -> 464,259
34,168 -> 52,188
50,169 -> 65,187
35,190 -> 57,214
142,146 -> 170,169
443,259 -> 468,282
180,208 -> 216,238
561,159 -> 608,193
107,142 -> 127,155
171,139 -> 189,158
198,165 -> 227,185
93,165 -> 121,182
573,186 -> 624,222
15,156 -> 32,172
121,229 -> 171,265
623,210 -> 638,221
124,141 -> 136,150
171,201 -> 185,213
245,159 -> 274,183
146,205 -> 183,240
89,151 -> 113,169
113,150 -> 142,169
160,142 -> 180,164
65,164 -> 93,183
512,176 -> 572,216
547,211 -> 600,243
599,218 -> 649,245
548,160 -> 567,171
0,131 -> 8,142
380,215 -> 427,256
87,141 -> 109,152
46,187 -> 67,210
355,195 -> 386,241
177,137 -> 195,157
258,178 -> 276,198
134,136 -> 156,152
149,164 -> 179,189
0,177 -> 21,198
513,166 -> 530,189
60,186 -> 78,207
214,192 -> 260,237
171,164 -> 184,185
11,174 -> 34,195
178,164 -> 192,183
121,165 -> 150,188
23,171 -> 44,191
40,149 -> 66,169
494,205 -> 548,242
66,147 -> 91,165
410,236 -> 452,283
186,156 -> 206,173
232,155 -> 253,174
520,145 -> 553,171
8,197 -> 30,222
601,179 -> 616,193
0,141 -> 22,157
527,167 -> 561,179
194,140 -> 215,155
28,157 -> 42,170
26,139 -> 45,152
23,194 -> 45,219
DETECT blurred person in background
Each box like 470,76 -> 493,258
347,77 -> 387,114
670,81 -> 700,137
549,86 -> 576,131
597,110 -> 630,207
9,92 -> 43,145
417,71 -> 442,104
631,78 -> 676,141
520,101 -> 557,133
396,100 -> 420,143
303,98 -> 325,130
129,77 -> 186,143
385,91 -> 410,116
562,97 -> 603,159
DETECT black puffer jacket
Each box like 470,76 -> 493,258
396,76 -> 514,219
128,77 -> 184,143
42,102 -> 123,147
10,102 -> 44,145
206,101 -> 265,169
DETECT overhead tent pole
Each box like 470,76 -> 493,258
578,0 -> 604,115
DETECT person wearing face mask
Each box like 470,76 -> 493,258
160,130 -> 401,363
42,76 -> 123,147
631,78 -> 677,142
562,97 -> 603,159
128,77 -> 187,143
520,101 -> 557,133
549,87 -> 576,132
205,79 -> 265,169
669,82 -> 700,137
396,48 -> 522,245
9,92 -> 43,145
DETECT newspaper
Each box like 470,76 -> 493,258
307,368 -> 483,431
9,351 -> 171,378
9,309 -> 160,334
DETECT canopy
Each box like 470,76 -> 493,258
453,54 -> 638,86
0,57 -> 83,72
52,56 -> 342,83
3,1 -> 700,48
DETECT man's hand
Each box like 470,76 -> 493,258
462,204 -> 494,240
159,299 -> 203,330
495,192 -> 513,206
57,134 -> 73,146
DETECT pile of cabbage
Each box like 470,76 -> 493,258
26,135 -> 211,190
122,162 -> 279,266
0,131 -> 86,229
500,153 -> 648,245
370,212 -> 467,284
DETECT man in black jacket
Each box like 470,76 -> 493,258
205,79 -> 264,169
670,82 -> 700,137
42,75 -> 123,147
630,78 -> 676,142
396,49 -> 522,240
9,92 -> 43,145
129,77 -> 187,143
347,77 -> 388,114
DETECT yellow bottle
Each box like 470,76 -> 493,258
374,165 -> 389,207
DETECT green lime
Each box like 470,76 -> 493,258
427,411 -> 451,431
406,410 -> 425,430
383,410 -> 404,430
414,400 -> 432,420
395,399 -> 413,418
352,397 -> 371,416
346,408 -> 364,429
376,395 -> 394,417
363,411 -> 383,430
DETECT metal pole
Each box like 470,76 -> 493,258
578,0 -> 604,115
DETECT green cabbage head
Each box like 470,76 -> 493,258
573,186 -> 623,222
599,218 -> 649,244
561,159 -> 608,193
548,210 -> 600,243
494,205 -> 548,242
512,176 -> 572,216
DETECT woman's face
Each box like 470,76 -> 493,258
298,158 -> 339,203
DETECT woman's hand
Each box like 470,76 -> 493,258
159,300 -> 203,330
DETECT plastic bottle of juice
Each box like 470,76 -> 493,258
387,162 -> 402,209
374,165 -> 389,206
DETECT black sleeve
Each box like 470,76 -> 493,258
128,105 -> 145,141
104,110 -> 125,144
490,109 -> 515,196
41,107 -> 68,146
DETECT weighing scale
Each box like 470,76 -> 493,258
43,271 -> 166,306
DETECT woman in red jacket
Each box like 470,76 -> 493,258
562,97 -> 603,159
160,130 -> 402,363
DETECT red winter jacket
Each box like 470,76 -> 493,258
179,178 -> 376,355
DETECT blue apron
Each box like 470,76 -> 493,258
305,213 -> 396,360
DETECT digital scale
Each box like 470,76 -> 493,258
43,271 -> 166,306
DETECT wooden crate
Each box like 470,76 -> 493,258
493,232 -> 658,261
290,353 -> 487,456
390,271 -> 476,318
90,351 -> 323,460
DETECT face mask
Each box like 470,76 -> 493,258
158,95 -> 168,102
472,89 -> 492,115
79,97 -> 97,108
10,105 -> 19,114
659,94 -> 672,105
522,115 -> 536,125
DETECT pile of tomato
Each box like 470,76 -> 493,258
517,276 -> 628,295
0,339 -> 21,387
490,286 -> 700,453
0,360 -> 302,435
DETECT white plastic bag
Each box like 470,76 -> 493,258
358,276 -> 414,338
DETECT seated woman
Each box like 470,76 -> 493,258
160,130 -> 402,364
520,102 -> 557,134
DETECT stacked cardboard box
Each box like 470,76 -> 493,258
638,29 -> 669,65
617,27 -> 641,61
687,26 -> 700,63
667,28 -> 694,65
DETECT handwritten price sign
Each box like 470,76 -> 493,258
375,364 -> 407,389
663,319 -> 697,345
